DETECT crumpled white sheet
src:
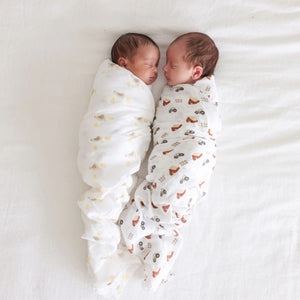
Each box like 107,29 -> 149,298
77,59 -> 155,298
119,76 -> 221,291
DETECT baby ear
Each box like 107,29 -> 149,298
192,66 -> 203,81
118,57 -> 128,68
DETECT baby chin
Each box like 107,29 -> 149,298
166,79 -> 176,86
146,76 -> 157,85
165,76 -> 176,86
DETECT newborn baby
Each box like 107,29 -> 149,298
77,33 -> 160,297
119,32 -> 221,290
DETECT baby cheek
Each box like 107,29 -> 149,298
171,70 -> 178,78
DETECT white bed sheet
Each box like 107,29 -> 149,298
1,1 -> 300,299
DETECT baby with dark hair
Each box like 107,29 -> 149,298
111,33 -> 160,85
77,33 -> 160,297
119,32 -> 221,290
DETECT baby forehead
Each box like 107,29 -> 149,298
167,39 -> 187,52
134,45 -> 159,57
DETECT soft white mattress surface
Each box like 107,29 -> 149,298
1,1 -> 300,299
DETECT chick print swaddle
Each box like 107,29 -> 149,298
77,59 -> 155,298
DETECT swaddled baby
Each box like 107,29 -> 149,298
77,33 -> 160,297
120,32 -> 221,291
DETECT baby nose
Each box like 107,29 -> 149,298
163,65 -> 167,72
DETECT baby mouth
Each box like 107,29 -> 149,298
150,76 -> 157,82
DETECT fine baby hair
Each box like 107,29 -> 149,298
111,32 -> 159,64
172,32 -> 219,78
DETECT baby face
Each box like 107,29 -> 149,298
126,44 -> 160,85
163,39 -> 196,86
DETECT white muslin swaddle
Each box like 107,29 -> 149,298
77,59 -> 155,298
119,75 -> 221,290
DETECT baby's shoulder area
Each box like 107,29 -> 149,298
160,84 -> 195,101
95,59 -> 129,80
193,75 -> 217,93
93,59 -> 152,94
161,76 -> 218,103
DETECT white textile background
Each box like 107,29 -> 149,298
1,1 -> 300,299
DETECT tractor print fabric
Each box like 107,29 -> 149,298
119,75 -> 221,291
77,59 -> 155,297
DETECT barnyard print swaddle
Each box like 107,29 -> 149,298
119,75 -> 221,291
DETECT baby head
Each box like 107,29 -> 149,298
111,33 -> 160,85
163,32 -> 219,86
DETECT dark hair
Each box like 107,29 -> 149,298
111,33 -> 159,64
172,32 -> 219,78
